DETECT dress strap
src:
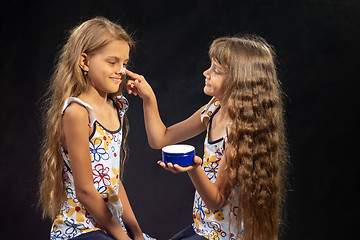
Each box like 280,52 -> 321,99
114,95 -> 129,119
62,97 -> 96,127
200,97 -> 221,123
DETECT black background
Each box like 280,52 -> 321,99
0,0 -> 359,239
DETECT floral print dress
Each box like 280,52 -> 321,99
192,97 -> 242,240
50,96 -> 153,240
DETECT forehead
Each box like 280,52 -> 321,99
97,40 -> 130,59
211,58 -> 224,69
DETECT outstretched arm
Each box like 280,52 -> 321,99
63,103 -> 131,240
126,69 -> 207,149
158,154 -> 229,211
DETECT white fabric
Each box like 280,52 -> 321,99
62,97 -> 96,127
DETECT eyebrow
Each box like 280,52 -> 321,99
211,58 -> 220,66
213,61 -> 224,71
106,56 -> 129,62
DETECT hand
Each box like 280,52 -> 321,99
125,69 -> 154,101
157,156 -> 202,173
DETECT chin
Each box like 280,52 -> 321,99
203,88 -> 212,96
104,89 -> 119,95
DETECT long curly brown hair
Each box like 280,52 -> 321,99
211,36 -> 288,239
39,17 -> 134,219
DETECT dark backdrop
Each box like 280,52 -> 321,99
1,0 -> 359,239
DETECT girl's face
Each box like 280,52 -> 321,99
203,59 -> 226,99
86,40 -> 130,95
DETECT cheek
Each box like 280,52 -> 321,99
88,68 -> 100,79
94,64 -> 111,75
214,79 -> 226,93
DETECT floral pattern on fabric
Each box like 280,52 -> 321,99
200,97 -> 220,123
51,96 -> 127,239
192,97 -> 242,239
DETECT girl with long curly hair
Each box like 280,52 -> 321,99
39,17 -> 153,240
126,35 -> 288,240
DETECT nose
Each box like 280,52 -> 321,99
203,67 -> 210,78
118,64 -> 126,75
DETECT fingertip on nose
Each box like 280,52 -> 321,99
120,67 -> 126,74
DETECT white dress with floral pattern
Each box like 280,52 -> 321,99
50,96 -> 154,240
192,97 -> 242,240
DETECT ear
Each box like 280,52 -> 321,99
79,53 -> 90,72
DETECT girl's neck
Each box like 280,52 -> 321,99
80,86 -> 109,108
216,94 -> 225,106
216,99 -> 230,121
217,105 -> 230,122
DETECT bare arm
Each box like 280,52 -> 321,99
143,99 -> 206,149
126,69 -> 207,149
118,181 -> 144,240
63,103 -> 130,240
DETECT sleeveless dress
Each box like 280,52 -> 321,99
192,97 -> 243,240
50,96 -> 154,240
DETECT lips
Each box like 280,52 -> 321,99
110,77 -> 121,83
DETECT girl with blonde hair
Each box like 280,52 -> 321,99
126,35 -> 288,239
39,17 -> 153,240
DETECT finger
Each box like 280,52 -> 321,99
179,164 -> 198,172
126,86 -> 136,95
193,156 -> 202,165
174,165 -> 188,173
125,68 -> 143,80
126,79 -> 134,87
126,81 -> 140,96
157,161 -> 169,169
133,79 -> 140,86
173,164 -> 186,172
165,163 -> 180,173
126,81 -> 133,94
133,80 -> 144,97
166,162 -> 174,168
173,164 -> 194,173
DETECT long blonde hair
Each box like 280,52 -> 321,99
39,17 -> 134,219
210,36 -> 288,239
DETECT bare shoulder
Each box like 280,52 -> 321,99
184,103 -> 208,128
62,102 -> 89,126
197,103 -> 208,114
61,102 -> 91,150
